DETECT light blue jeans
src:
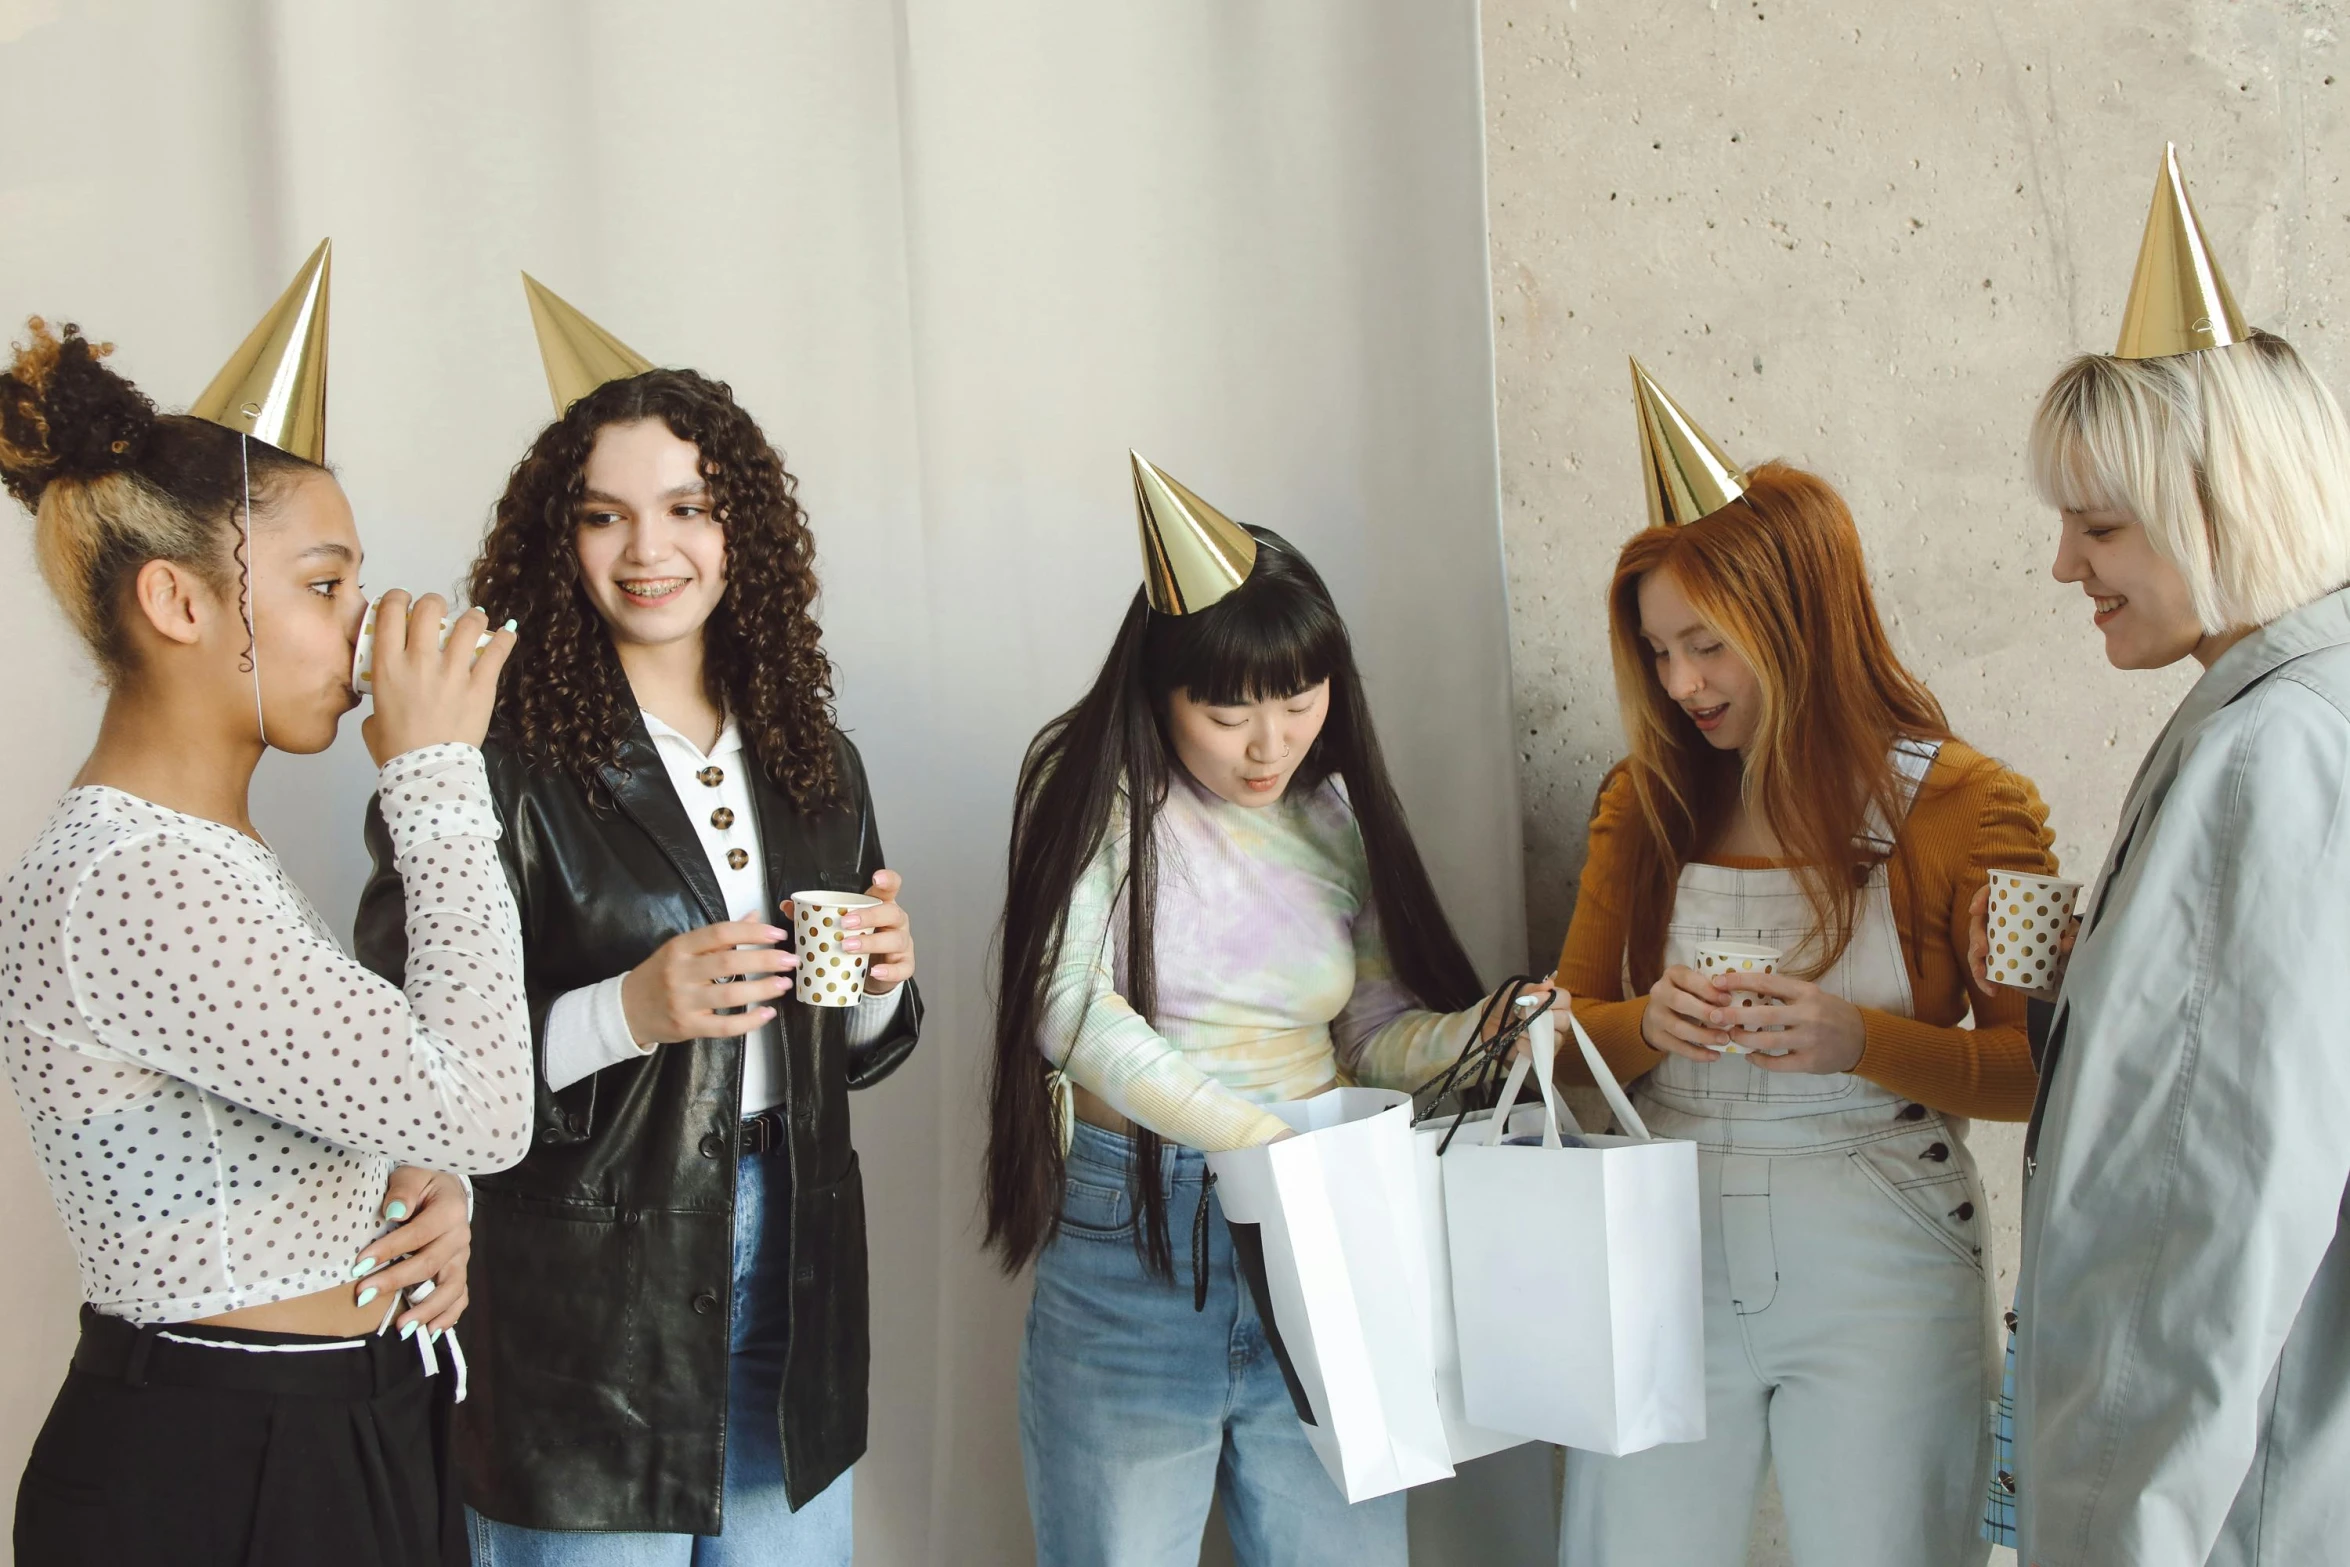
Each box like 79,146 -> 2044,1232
1020,1120 -> 1407,1567
467,1149 -> 853,1567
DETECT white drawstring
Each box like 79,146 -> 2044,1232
155,1330 -> 365,1355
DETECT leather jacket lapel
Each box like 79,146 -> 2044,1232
598,713 -> 728,928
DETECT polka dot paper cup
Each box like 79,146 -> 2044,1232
791,890 -> 879,1008
1693,941 -> 1783,1055
349,595 -> 500,695
1984,870 -> 2081,991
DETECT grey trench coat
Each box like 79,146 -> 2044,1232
2017,586 -> 2350,1565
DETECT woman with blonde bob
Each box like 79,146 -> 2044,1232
1552,367 -> 2059,1567
2000,149 -> 2350,1567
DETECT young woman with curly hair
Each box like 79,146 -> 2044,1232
1552,375 -> 2059,1567
357,367 -> 923,1567
0,314 -> 530,1566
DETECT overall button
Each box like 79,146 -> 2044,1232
1923,1141 -> 1951,1162
697,766 -> 724,788
1898,1102 -> 1928,1122
1950,1201 -> 1976,1221
692,1291 -> 719,1316
699,1132 -> 725,1159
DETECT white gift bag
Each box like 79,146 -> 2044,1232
1440,1006 -> 1705,1456
1205,1087 -> 1456,1501
1411,1104 -> 1542,1465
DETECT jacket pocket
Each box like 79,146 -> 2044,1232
476,1194 -> 638,1401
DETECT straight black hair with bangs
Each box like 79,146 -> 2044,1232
983,527 -> 1485,1275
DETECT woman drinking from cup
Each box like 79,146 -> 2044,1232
356,282 -> 920,1567
1998,147 -> 2350,1567
1551,364 -> 2061,1567
0,283 -> 530,1562
983,455 -> 1529,1566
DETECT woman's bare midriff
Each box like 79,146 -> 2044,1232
192,1280 -> 387,1338
1073,1083 -> 1133,1135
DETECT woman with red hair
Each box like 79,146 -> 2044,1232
1550,367 -> 2057,1567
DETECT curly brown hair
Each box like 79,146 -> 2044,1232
469,369 -> 840,806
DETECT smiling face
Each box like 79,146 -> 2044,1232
1637,566 -> 1763,753
1164,681 -> 1332,807
572,419 -> 728,650
247,470 -> 367,753
2050,506 -> 2207,670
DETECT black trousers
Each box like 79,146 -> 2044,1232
15,1305 -> 463,1566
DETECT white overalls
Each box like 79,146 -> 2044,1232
1561,742 -> 1995,1567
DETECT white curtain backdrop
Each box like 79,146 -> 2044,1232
0,3 -> 1535,1559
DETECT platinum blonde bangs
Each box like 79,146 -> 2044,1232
2028,333 -> 2350,633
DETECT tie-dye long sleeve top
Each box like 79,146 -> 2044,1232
1039,770 -> 1479,1152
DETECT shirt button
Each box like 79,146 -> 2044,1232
692,1291 -> 719,1316
711,807 -> 735,830
699,1132 -> 725,1159
697,767 -> 724,788
727,848 -> 749,871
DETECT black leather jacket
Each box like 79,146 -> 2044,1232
355,715 -> 920,1532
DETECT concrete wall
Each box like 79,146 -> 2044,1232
1481,1 -> 2346,1559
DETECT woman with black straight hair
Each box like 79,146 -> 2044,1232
986,455 -> 1523,1566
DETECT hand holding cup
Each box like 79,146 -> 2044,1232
360,591 -> 516,766
783,869 -> 915,1007
1970,871 -> 2082,998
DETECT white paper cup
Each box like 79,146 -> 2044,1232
1984,870 -> 2081,991
350,596 -> 499,695
1692,941 -> 1783,1055
791,890 -> 880,1008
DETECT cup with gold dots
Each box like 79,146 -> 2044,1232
1693,941 -> 1784,1055
1984,870 -> 2081,991
790,890 -> 880,1007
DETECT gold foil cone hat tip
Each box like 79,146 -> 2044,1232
1630,358 -> 1747,528
188,239 -> 330,463
1130,452 -> 1258,615
523,273 -> 655,414
2114,143 -> 2250,360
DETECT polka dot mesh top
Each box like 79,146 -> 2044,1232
0,744 -> 533,1323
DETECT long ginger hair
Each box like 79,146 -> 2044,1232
1606,462 -> 1949,990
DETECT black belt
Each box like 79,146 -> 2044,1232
741,1107 -> 789,1157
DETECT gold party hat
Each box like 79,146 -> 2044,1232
1631,359 -> 1747,528
187,239 -> 330,463
1130,452 -> 1257,615
2114,144 -> 2250,359
523,272 -> 655,413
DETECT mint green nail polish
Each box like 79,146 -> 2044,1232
383,1200 -> 408,1221
400,1320 -> 418,1340
351,1256 -> 378,1280
356,1286 -> 378,1308
500,619 -> 517,633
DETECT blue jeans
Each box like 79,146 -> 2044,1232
1020,1120 -> 1407,1567
467,1149 -> 853,1567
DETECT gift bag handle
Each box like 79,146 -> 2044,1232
1484,999 -> 1567,1147
1484,993 -> 1657,1146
